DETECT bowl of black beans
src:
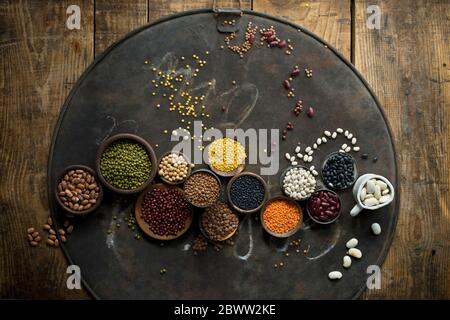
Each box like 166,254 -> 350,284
227,172 -> 268,214
322,152 -> 358,190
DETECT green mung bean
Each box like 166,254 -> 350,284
100,139 -> 152,190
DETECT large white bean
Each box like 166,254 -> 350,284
328,271 -> 343,280
343,256 -> 352,268
348,248 -> 362,259
346,238 -> 358,248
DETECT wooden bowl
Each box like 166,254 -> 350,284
183,168 -> 222,208
198,202 -> 239,242
157,151 -> 192,185
205,140 -> 246,177
55,165 -> 103,217
260,196 -> 303,238
96,133 -> 157,194
134,183 -> 193,241
226,172 -> 268,214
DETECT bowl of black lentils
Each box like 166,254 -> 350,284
96,133 -> 157,194
227,172 -> 268,214
321,152 -> 358,190
134,183 -> 193,240
55,165 -> 103,216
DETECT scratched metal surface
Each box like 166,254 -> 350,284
48,10 -> 399,299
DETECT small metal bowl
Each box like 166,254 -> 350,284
55,165 -> 103,217
227,172 -> 268,214
306,189 -> 342,225
183,168 -> 222,208
321,151 -> 358,190
198,202 -> 239,242
280,165 -> 317,201
157,151 -> 192,185
134,183 -> 193,241
260,196 -> 303,238
205,139 -> 246,177
96,133 -> 157,194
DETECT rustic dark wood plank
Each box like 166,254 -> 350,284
148,0 -> 251,22
0,0 -> 93,298
253,0 -> 351,60
94,0 -> 148,56
355,0 -> 450,299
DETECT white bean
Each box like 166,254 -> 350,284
336,128 -> 343,133
348,248 -> 362,259
331,132 -> 337,139
371,223 -> 381,235
346,238 -> 358,248
324,130 -> 331,137
343,256 -> 352,268
295,146 -> 301,153
328,271 -> 343,280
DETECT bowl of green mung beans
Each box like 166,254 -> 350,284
96,133 -> 157,194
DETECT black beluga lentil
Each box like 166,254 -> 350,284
322,153 -> 356,189
229,175 -> 265,210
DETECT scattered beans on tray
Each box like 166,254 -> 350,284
201,202 -> 239,241
184,171 -> 220,207
307,190 -> 341,223
141,188 -> 191,237
57,168 -> 100,212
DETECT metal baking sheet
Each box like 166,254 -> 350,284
48,9 -> 399,299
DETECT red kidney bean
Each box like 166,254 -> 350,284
283,80 -> 291,90
269,41 -> 279,47
277,40 -> 287,48
291,68 -> 300,77
307,190 -> 341,223
262,31 -> 273,37
307,107 -> 315,118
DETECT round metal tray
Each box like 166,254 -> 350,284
47,9 -> 399,299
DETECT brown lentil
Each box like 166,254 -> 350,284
201,202 -> 239,241
184,172 -> 220,207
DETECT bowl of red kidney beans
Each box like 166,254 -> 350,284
306,189 -> 341,224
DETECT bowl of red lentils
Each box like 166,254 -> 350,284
55,165 -> 103,216
134,183 -> 193,240
95,133 -> 158,195
260,196 -> 303,238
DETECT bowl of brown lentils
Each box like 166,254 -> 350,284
183,169 -> 221,208
157,151 -> 193,185
199,202 -> 239,242
96,133 -> 157,194
55,165 -> 103,216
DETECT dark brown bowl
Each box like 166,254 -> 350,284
55,165 -> 103,217
260,196 -> 303,238
95,133 -> 157,194
134,183 -> 193,241
226,172 -> 268,214
157,151 -> 192,185
183,168 -> 222,208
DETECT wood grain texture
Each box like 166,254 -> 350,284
0,0 -> 449,299
355,0 -> 450,299
253,0 -> 352,60
0,0 -> 93,299
94,0 -> 148,56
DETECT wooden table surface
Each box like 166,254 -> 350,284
0,0 -> 449,299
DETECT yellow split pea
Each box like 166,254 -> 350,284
208,138 -> 246,173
